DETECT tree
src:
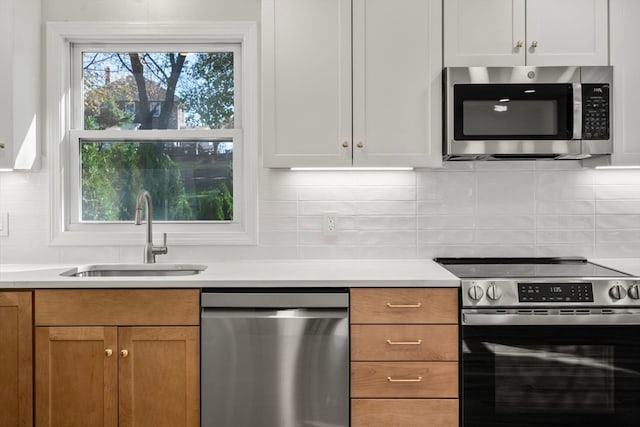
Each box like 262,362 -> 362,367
180,52 -> 235,129
127,53 -> 186,130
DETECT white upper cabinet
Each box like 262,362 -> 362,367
262,0 -> 442,168
444,0 -> 608,67
262,0 -> 352,168
0,0 -> 40,170
609,0 -> 640,166
352,0 -> 442,167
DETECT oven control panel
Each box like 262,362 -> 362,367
462,279 -> 640,307
518,283 -> 594,303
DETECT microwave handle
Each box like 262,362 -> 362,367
573,83 -> 582,140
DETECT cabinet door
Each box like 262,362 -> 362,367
526,0 -> 608,66
119,327 -> 199,427
263,0 -> 352,167
35,327 -> 118,427
444,0 -> 525,66
352,0 -> 442,167
0,0 -> 40,170
609,0 -> 640,165
0,292 -> 32,427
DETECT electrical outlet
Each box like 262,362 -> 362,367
0,212 -> 8,236
323,214 -> 337,236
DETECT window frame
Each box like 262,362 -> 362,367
46,21 -> 258,246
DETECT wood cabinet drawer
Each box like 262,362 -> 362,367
351,324 -> 458,361
352,399 -> 458,427
350,288 -> 457,324
351,362 -> 458,398
34,289 -> 199,326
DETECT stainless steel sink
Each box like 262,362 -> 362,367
60,264 -> 207,277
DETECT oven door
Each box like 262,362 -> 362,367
462,316 -> 640,427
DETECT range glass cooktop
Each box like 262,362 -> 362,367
434,257 -> 631,279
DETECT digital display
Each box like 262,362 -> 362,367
518,283 -> 594,303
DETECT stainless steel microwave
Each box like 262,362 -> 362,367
444,66 -> 612,160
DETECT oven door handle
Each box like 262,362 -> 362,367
462,312 -> 640,326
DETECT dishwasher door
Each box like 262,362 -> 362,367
201,290 -> 349,427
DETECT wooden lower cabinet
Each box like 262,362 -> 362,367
34,289 -> 200,427
0,291 -> 33,427
350,288 -> 459,427
352,399 -> 458,427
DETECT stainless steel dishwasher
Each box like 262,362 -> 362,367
201,289 -> 349,427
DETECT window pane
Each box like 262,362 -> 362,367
83,52 -> 234,130
80,139 -> 233,222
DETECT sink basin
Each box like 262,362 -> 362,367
60,264 -> 207,277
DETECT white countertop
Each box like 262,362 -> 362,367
0,259 -> 460,288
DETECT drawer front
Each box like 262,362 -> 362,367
350,288 -> 458,324
351,324 -> 458,361
351,361 -> 458,398
352,399 -> 458,427
35,289 -> 199,326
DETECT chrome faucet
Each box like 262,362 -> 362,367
134,190 -> 168,263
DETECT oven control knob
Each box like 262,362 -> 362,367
609,284 -> 627,300
486,284 -> 502,301
628,284 -> 640,300
468,285 -> 484,301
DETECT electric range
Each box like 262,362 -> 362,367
433,257 -> 640,427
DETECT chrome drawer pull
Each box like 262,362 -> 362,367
386,302 -> 422,308
386,339 -> 422,345
387,376 -> 423,383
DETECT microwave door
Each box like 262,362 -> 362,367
453,83 -> 574,141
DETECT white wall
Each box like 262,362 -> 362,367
2,0 -> 640,264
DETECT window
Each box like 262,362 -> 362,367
47,22 -> 258,245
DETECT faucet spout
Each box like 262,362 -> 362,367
134,190 -> 168,263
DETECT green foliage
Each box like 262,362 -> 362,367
82,142 -> 233,222
96,97 -> 134,129
181,52 -> 235,128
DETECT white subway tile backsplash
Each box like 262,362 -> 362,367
537,230 -> 594,244
476,215 -> 535,229
476,230 -> 535,245
537,215 -> 594,229
419,230 -> 475,245
418,215 -> 476,230
6,163 -> 640,263
595,185 -> 640,200
595,200 -> 640,215
536,185 -> 594,201
537,200 -> 595,215
596,214 -> 640,229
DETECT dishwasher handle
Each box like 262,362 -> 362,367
201,291 -> 348,309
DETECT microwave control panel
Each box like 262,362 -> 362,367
582,84 -> 610,140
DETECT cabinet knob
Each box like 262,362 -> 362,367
341,141 -> 349,148
105,348 -> 113,357
120,349 -> 129,358
531,40 -> 539,48
357,141 -> 364,149
516,40 -> 524,48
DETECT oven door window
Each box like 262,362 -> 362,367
462,325 -> 640,427
453,83 -> 573,140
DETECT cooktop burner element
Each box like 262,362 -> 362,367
433,257 -> 631,279
434,257 -> 640,308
